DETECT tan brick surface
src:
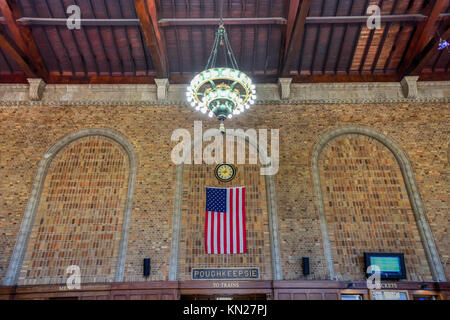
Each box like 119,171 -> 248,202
18,136 -> 129,285
319,134 -> 431,281
0,102 -> 448,282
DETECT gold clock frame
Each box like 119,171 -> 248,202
214,163 -> 237,182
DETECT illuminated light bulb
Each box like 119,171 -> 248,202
209,112 -> 213,118
195,106 -> 200,111
251,84 -> 256,90
250,100 -> 255,105
245,104 -> 250,109
191,102 -> 196,107
252,90 -> 256,94
201,108 -> 207,114
228,114 -> 233,119
252,95 -> 256,100
187,97 -> 193,102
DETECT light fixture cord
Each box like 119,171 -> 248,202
219,0 -> 224,24
205,0 -> 240,69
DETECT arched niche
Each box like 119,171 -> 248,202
3,128 -> 137,285
312,126 -> 446,282
168,130 -> 282,280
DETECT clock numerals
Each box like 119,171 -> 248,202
214,164 -> 236,182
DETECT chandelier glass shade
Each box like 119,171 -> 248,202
186,25 -> 256,122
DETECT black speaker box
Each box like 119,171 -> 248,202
302,257 -> 310,276
143,258 -> 151,277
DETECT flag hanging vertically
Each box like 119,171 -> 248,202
205,187 -> 247,254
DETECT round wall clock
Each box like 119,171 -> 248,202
214,164 -> 236,182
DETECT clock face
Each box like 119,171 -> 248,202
214,164 -> 236,182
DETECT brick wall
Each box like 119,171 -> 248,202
0,102 -> 448,283
19,136 -> 129,285
319,134 -> 431,281
178,162 -> 272,280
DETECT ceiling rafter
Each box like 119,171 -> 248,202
283,0 -> 299,58
399,0 -> 450,77
281,0 -> 312,76
0,0 -> 448,84
134,0 -> 169,78
405,23 -> 450,76
0,0 -> 48,80
0,32 -> 36,77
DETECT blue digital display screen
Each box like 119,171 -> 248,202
364,253 -> 406,279
370,256 -> 401,273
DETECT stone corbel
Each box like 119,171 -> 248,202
278,78 -> 292,100
400,76 -> 419,99
27,78 -> 46,101
155,78 -> 169,101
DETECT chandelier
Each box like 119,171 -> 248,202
186,23 -> 256,131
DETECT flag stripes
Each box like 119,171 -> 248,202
205,187 -> 246,254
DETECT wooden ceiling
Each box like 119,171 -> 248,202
0,0 -> 449,84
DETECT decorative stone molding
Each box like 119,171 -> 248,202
168,164 -> 184,281
169,131 -> 282,281
155,78 -> 169,101
278,78 -> 292,100
312,126 -> 447,282
1,81 -> 448,106
27,78 -> 46,101
3,128 -> 137,285
401,76 -> 420,99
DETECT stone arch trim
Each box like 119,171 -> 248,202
168,131 -> 282,280
312,126 -> 446,282
3,128 -> 137,285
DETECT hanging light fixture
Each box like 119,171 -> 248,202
186,2 -> 255,132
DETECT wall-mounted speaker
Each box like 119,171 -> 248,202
143,258 -> 151,277
302,257 -> 310,276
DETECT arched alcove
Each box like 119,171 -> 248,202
168,130 -> 282,280
3,128 -> 137,285
312,126 -> 446,282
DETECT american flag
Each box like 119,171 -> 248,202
205,187 -> 247,254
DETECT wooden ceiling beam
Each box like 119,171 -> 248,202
306,13 -> 449,24
0,32 -> 36,77
281,0 -> 312,76
134,0 -> 169,78
404,24 -> 450,76
158,17 -> 287,27
6,14 -> 449,27
399,0 -> 449,77
284,0 -> 300,54
2,72 -> 449,85
0,0 -> 48,80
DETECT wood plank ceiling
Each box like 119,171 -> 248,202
0,0 -> 449,84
